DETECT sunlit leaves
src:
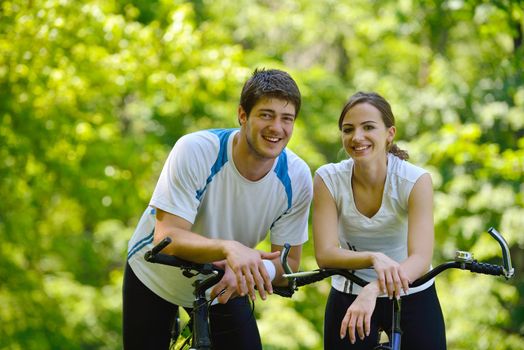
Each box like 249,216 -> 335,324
1,0 -> 523,349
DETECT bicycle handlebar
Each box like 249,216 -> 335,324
278,227 -> 514,298
143,228 -> 514,299
144,237 -> 224,285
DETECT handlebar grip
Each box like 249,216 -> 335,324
272,286 -> 295,298
145,252 -> 197,268
470,261 -> 504,276
144,237 -> 172,261
153,237 -> 171,254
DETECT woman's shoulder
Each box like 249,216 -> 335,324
315,160 -> 353,196
316,159 -> 352,176
388,154 -> 428,183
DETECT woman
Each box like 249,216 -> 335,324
313,92 -> 446,349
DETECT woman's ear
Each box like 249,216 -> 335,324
387,125 -> 396,144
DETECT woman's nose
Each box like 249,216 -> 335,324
352,128 -> 364,140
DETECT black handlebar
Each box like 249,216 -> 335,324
144,237 -> 224,280
409,260 -> 504,287
278,227 -> 514,298
143,228 -> 514,299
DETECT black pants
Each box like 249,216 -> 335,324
324,284 -> 446,350
122,262 -> 262,350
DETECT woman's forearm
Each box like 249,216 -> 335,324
315,247 -> 375,270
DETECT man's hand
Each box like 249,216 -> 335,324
210,261 -> 239,304
222,241 -> 280,301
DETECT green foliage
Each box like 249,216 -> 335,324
1,0 -> 523,349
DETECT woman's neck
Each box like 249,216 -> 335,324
352,155 -> 388,188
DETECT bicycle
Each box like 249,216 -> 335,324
144,227 -> 514,350
278,227 -> 515,350
143,239 -> 303,350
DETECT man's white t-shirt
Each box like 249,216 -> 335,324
316,153 -> 434,296
127,128 -> 313,307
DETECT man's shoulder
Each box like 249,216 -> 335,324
282,148 -> 311,177
282,147 -> 309,167
178,128 -> 237,143
173,128 -> 238,154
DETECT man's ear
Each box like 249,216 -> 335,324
238,105 -> 247,126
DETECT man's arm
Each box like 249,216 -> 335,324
154,208 -> 227,262
154,208 -> 277,301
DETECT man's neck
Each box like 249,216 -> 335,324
232,132 -> 275,181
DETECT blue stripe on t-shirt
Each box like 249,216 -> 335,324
127,229 -> 154,259
274,150 -> 292,211
195,129 -> 236,201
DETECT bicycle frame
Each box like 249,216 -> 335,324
144,237 -> 224,350
279,227 -> 515,350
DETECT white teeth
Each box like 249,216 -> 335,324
354,146 -> 368,151
264,136 -> 279,142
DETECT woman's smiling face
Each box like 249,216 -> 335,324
340,102 -> 395,161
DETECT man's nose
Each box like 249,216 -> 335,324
268,117 -> 283,130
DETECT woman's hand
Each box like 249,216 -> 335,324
371,252 -> 410,299
340,283 -> 380,343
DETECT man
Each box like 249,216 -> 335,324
123,68 -> 313,349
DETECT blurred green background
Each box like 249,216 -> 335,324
1,0 -> 523,349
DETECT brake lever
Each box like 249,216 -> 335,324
281,243 -> 297,291
488,227 -> 514,279
281,243 -> 293,274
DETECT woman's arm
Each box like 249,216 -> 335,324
313,173 -> 410,298
399,172 -> 435,282
338,173 -> 434,343
312,175 -> 375,269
